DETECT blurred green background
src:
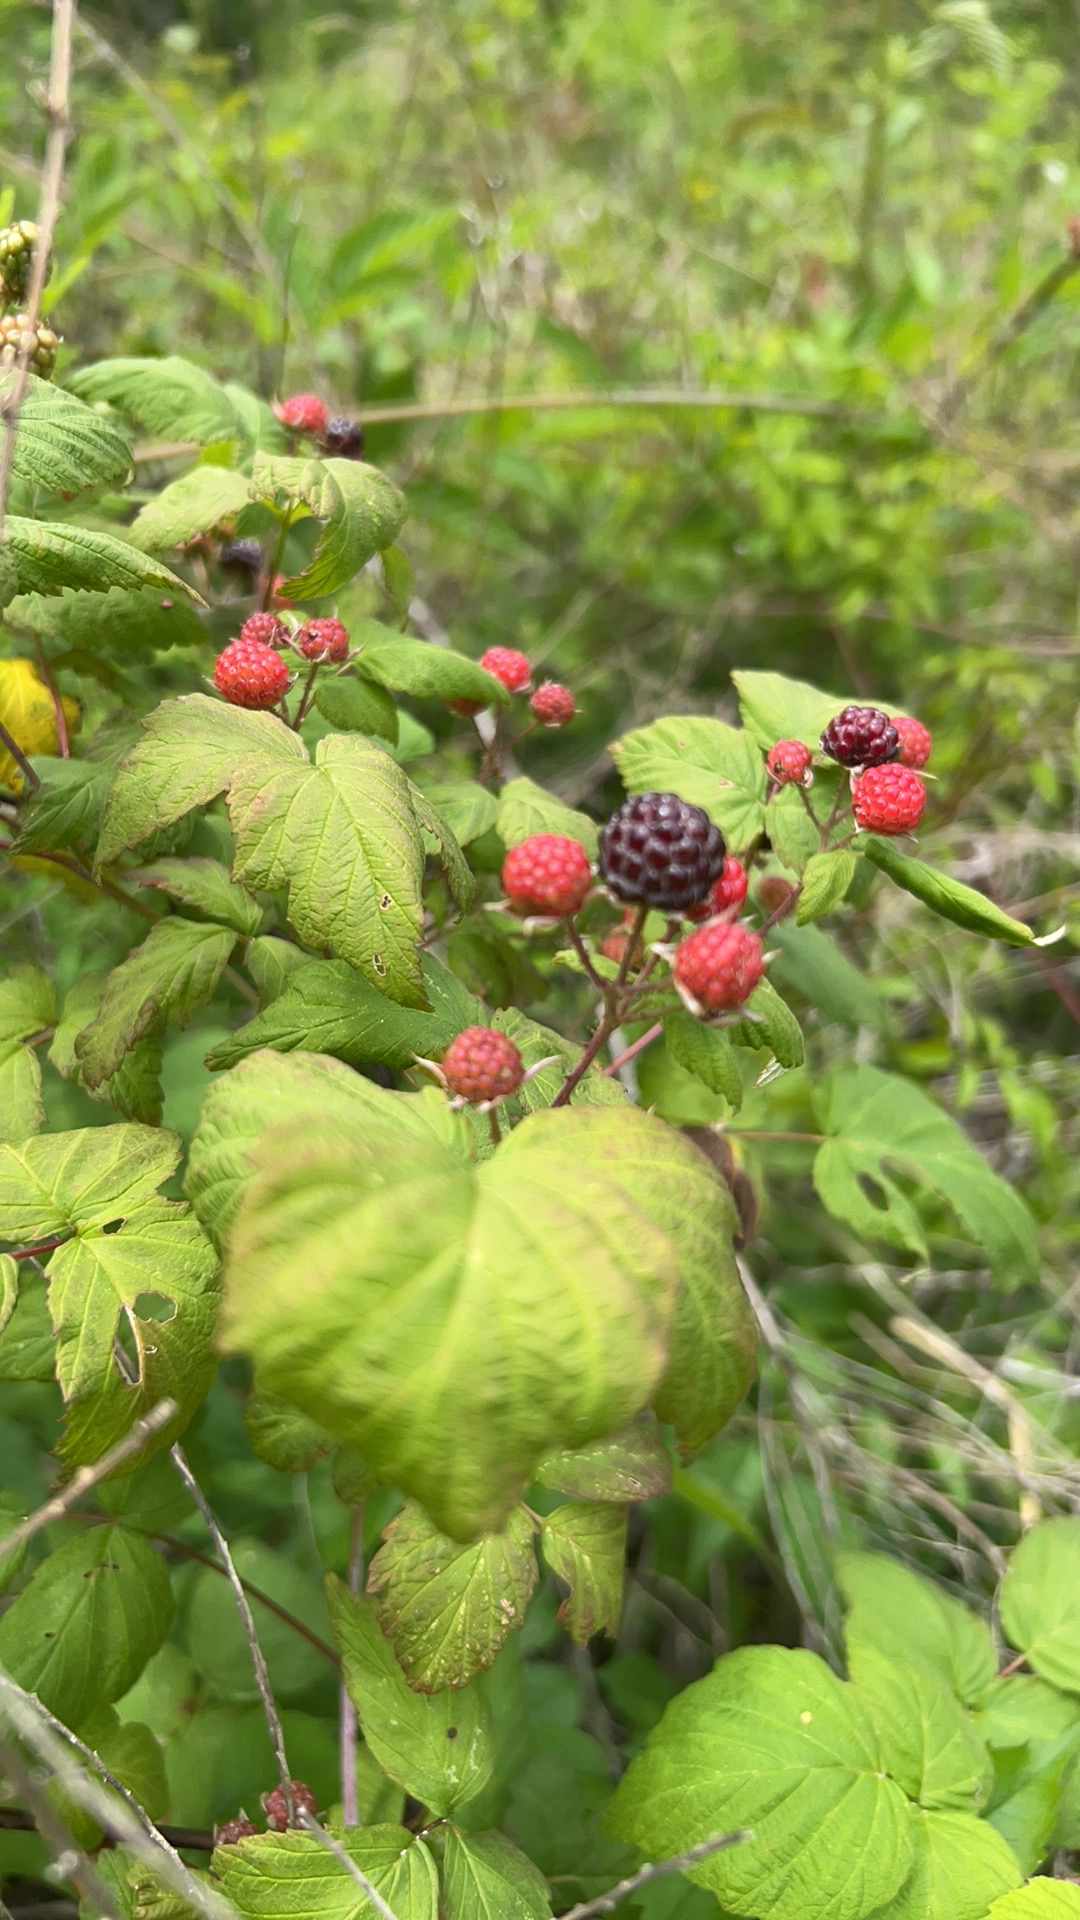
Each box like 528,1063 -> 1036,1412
3,0 -> 1079,1667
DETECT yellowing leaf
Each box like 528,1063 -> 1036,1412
0,657 -> 80,791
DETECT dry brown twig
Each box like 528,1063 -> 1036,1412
558,1828 -> 749,1920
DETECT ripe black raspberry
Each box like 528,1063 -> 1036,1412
220,537 -> 264,575
600,792 -> 725,913
441,1027 -> 525,1104
215,1817 -> 258,1846
262,1780 -> 318,1832
0,313 -> 60,377
820,705 -> 899,769
320,416 -> 365,458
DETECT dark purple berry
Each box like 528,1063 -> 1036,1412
600,792 -> 726,913
220,537 -> 264,575
820,705 -> 900,769
320,416 -> 365,458
215,1817 -> 258,1847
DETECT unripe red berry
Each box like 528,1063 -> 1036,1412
890,714 -> 933,770
239,611 -> 288,649
675,922 -> 765,1013
688,856 -> 749,921
480,647 -> 532,693
502,833 -> 592,917
851,763 -> 927,835
767,739 -> 813,786
213,639 -> 291,710
275,393 -> 329,435
530,682 -> 576,727
441,1027 -> 525,1104
215,1817 -> 258,1846
296,617 -> 349,663
262,1781 -> 318,1832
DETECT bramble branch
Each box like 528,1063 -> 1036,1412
558,1828 -> 748,1919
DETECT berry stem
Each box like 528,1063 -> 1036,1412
262,510 -> 292,611
602,1021 -> 664,1079
488,1108 -> 503,1147
292,661 -> 321,729
758,887 -> 801,936
11,1232 -> 71,1262
551,904 -> 647,1108
339,1504 -> 365,1828
34,641 -> 69,757
794,784 -> 820,830
564,918 -> 607,992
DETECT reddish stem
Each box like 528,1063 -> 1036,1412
603,1022 -> 664,1079
11,1234 -> 70,1262
34,642 -> 69,757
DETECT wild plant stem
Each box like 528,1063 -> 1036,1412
552,903 -> 647,1107
0,1400 -> 176,1560
602,1022 -> 664,1078
34,642 -> 69,756
339,1505 -> 365,1828
0,716 -> 40,792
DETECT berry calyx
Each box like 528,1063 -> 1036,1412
767,739 -> 813,786
239,611 -> 288,648
480,647 -> 532,694
275,392 -> 329,436
600,792 -> 726,913
502,833 -> 592,917
675,921 -> 765,1014
213,639 -> 291,710
320,416 -> 365,458
296,617 -> 349,663
851,763 -> 927,835
820,705 -> 899,769
890,714 -> 933,769
0,313 -> 60,377
215,1818 -> 258,1847
530,682 -> 576,728
262,1781 -> 318,1833
441,1027 -> 525,1105
220,537 -> 264,575
687,856 -> 749,921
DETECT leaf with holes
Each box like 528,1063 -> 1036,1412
220,1104 -> 692,1540
813,1066 -> 1038,1282
213,1826 -> 439,1920
75,918 -> 239,1087
611,716 -> 767,849
2,519 -> 207,604
367,1503 -> 538,1692
1000,1519 -> 1080,1696
610,1645 -> 913,1920
541,1503 -> 627,1644
327,1583 -> 495,1815
67,355 -> 244,444
126,464 -> 252,552
1,371 -> 133,500
536,1414 -> 672,1502
0,1525 -> 174,1723
358,625 -> 510,708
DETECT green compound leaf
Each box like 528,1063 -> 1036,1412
97,697 -> 428,1006
327,1582 -> 495,1815
847,1644 -> 992,1810
127,857 -> 262,936
0,1121 -> 180,1241
315,671 -> 399,744
864,837 -> 1038,946
496,777 -> 599,860
367,1503 -> 538,1692
813,1065 -> 1039,1283
0,1526 -> 174,1723
732,668 -> 853,751
608,1645 -> 913,1920
414,780 -> 498,848
665,1009 -> 743,1109
871,1808 -> 1021,1920
49,974 -> 163,1125
279,459 -> 407,598
435,1827 -> 553,1920
725,978 -> 804,1069
990,1887 -> 1080,1917
796,848 -> 857,924
358,627 -> 510,708
2,518 -> 207,604
75,918 -> 239,1088
611,715 -> 767,850
838,1550 -> 996,1707
205,957 -> 458,1072
68,355 -> 245,445
540,1502 -> 627,1645
535,1413 -> 672,1502
221,1103 -> 687,1540
15,756 -> 113,856
126,465 -> 252,552
409,779 -> 477,915
1000,1519 -> 1080,1695
185,1047 -> 465,1248
244,1391 -> 332,1474
0,370 -> 133,500
0,963 -> 54,1143
213,1825 -> 439,1920
12,583 -> 208,663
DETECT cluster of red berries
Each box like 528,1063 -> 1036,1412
765,704 -> 932,835
274,393 -> 365,459
214,1780 -> 319,1849
451,647 -> 577,729
212,614 -> 352,709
